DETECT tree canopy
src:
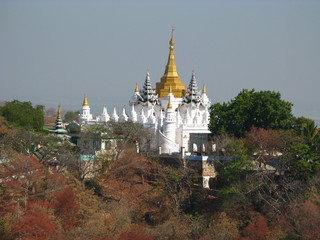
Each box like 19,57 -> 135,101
0,100 -> 44,131
64,110 -> 80,123
209,89 -> 294,137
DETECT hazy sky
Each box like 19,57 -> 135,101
0,0 -> 319,119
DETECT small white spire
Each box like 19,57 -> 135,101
140,108 -> 147,124
159,109 -> 165,127
203,107 -> 210,124
193,107 -> 200,125
102,105 -> 108,115
147,105 -> 156,124
120,105 -> 128,121
101,105 -> 110,122
176,107 -> 182,126
130,104 -> 137,122
186,107 -> 192,124
111,105 -> 119,121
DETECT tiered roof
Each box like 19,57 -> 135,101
156,30 -> 185,98
183,71 -> 202,104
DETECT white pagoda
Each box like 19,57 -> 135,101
80,32 -> 211,154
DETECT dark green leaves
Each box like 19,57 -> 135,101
0,100 -> 44,131
209,89 -> 293,137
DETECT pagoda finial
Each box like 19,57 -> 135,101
165,29 -> 178,75
167,96 -> 173,109
57,104 -> 61,117
169,84 -> 172,93
170,26 -> 175,46
156,29 -> 185,98
202,84 -> 207,94
83,94 -> 89,106
135,82 -> 139,93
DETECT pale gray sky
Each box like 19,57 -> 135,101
0,0 -> 319,120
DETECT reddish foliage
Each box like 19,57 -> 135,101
54,187 -> 79,230
0,155 -> 43,190
245,127 -> 281,154
46,172 -> 68,191
0,155 -> 44,211
27,200 -> 51,212
241,215 -> 269,240
285,201 -> 320,240
93,238 -> 114,240
12,211 -> 56,240
118,226 -> 153,240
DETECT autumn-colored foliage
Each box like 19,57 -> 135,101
0,155 -> 43,190
118,226 -> 153,240
206,212 -> 239,240
241,214 -> 269,240
245,127 -> 282,159
285,200 -> 320,240
54,187 -> 79,230
12,211 -> 56,240
1,112 -> 320,240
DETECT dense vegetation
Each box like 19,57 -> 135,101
0,93 -> 320,240
209,89 -> 294,137
0,100 -> 44,131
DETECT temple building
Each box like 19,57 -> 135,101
79,32 -> 211,154
50,105 -> 68,136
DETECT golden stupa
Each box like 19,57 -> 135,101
156,30 -> 185,98
82,93 -> 89,106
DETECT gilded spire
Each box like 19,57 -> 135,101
135,82 -> 139,93
163,29 -> 178,78
202,84 -> 207,94
167,97 -> 173,109
169,84 -> 172,93
170,27 -> 175,46
83,94 -> 89,106
57,104 -> 61,117
156,29 -> 185,98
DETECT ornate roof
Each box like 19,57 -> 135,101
183,71 -> 202,104
140,72 -> 159,105
156,30 -> 185,98
51,105 -> 67,134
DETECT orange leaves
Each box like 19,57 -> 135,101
285,201 -> 320,240
0,155 -> 44,201
242,215 -> 269,240
117,226 -> 153,240
54,187 -> 79,230
11,201 -> 56,240
245,127 -> 281,155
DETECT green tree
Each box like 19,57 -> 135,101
0,100 -> 44,131
288,143 -> 320,179
293,117 -> 319,150
209,89 -> 293,137
64,110 -> 80,123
